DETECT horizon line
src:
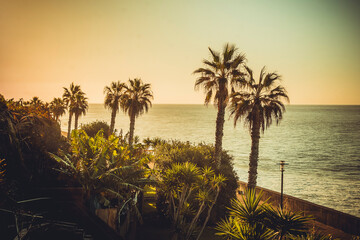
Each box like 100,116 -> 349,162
87,103 -> 360,106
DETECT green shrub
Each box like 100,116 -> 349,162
157,161 -> 226,240
81,120 -> 110,138
152,139 -> 239,223
0,95 -> 64,187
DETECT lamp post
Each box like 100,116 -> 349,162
279,160 -> 288,209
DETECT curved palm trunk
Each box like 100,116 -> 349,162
214,86 -> 226,168
110,108 -> 116,133
248,110 -> 260,189
128,113 -> 136,146
67,112 -> 73,139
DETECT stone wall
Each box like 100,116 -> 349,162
237,181 -> 360,236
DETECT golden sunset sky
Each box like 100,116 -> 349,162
1,0 -> 359,104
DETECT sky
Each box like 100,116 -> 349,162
1,0 -> 359,104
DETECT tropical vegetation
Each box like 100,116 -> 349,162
230,66 -> 289,188
152,139 -> 239,222
216,189 -> 311,240
50,129 -> 153,236
194,43 -> 246,168
2,43 -> 348,240
157,162 -> 226,240
0,94 -> 63,186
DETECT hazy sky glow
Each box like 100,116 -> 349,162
1,0 -> 359,104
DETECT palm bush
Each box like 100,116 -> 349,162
265,206 -> 311,239
158,162 -> 226,240
216,189 -> 311,240
153,140 -> 239,222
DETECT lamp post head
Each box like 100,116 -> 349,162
279,160 -> 287,171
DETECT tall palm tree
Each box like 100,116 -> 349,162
104,81 -> 126,133
230,66 -> 289,188
50,97 -> 66,122
121,78 -> 153,145
63,83 -> 85,139
73,94 -> 88,130
194,43 -> 246,168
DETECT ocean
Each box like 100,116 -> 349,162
60,104 -> 360,217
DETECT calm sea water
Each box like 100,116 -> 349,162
60,104 -> 360,217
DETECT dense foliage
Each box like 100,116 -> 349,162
80,120 -> 111,138
51,129 -> 151,203
216,189 -> 311,240
158,162 -> 226,240
50,128 -> 153,233
0,95 -> 64,188
152,139 -> 239,223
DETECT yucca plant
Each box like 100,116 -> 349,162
159,162 -> 226,240
216,217 -> 274,240
216,189 -> 272,240
216,189 -> 313,240
264,206 -> 311,240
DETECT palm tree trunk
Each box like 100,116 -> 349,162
74,114 -> 79,130
110,108 -> 116,133
67,112 -> 73,139
129,113 -> 136,146
248,110 -> 260,189
214,90 -> 226,168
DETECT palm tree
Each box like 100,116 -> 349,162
73,94 -> 88,130
230,66 -> 289,188
194,43 -> 246,168
121,78 -> 153,145
29,96 -> 43,106
50,97 -> 66,122
104,81 -> 126,133
63,83 -> 85,139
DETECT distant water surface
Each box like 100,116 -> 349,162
60,104 -> 360,217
